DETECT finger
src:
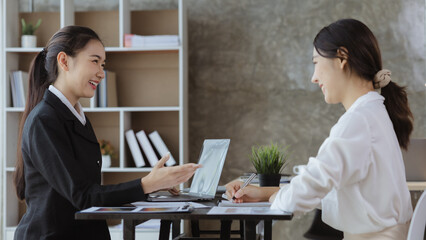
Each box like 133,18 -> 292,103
154,153 -> 170,169
225,190 -> 233,200
226,186 -> 236,197
168,187 -> 180,195
234,189 -> 245,199
183,163 -> 202,171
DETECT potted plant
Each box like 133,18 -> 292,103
249,142 -> 291,186
21,18 -> 42,48
99,139 -> 116,169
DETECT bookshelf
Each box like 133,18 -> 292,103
1,0 -> 188,239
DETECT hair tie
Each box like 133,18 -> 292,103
374,69 -> 391,89
40,47 -> 47,56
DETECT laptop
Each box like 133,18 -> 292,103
147,139 -> 230,202
402,139 -> 426,181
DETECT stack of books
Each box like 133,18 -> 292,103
10,70 -> 29,108
125,130 -> 177,168
124,34 -> 179,47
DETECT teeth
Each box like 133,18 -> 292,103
89,80 -> 98,86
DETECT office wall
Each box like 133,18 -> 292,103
20,0 -> 426,238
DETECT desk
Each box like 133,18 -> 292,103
243,178 -> 426,191
407,181 -> 426,191
75,202 -> 293,240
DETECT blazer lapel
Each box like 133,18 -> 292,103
72,118 -> 99,144
44,90 -> 99,144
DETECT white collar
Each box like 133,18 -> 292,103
48,85 -> 86,126
347,91 -> 384,113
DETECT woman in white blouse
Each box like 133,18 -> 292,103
225,19 -> 414,239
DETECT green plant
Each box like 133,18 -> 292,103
21,18 -> 42,35
98,139 -> 116,158
249,142 -> 291,174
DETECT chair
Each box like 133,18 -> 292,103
303,209 -> 343,240
407,190 -> 426,240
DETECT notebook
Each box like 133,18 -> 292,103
147,139 -> 230,202
402,139 -> 426,181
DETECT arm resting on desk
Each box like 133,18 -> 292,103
225,180 -> 279,203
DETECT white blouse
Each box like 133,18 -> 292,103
271,91 -> 412,234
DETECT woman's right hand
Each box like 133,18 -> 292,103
141,153 -> 202,194
225,180 -> 280,203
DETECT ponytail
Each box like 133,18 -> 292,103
13,25 -> 103,200
381,82 -> 413,150
14,50 -> 49,200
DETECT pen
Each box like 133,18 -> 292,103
232,173 -> 257,200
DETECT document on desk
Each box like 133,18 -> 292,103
81,206 -> 192,213
131,201 -> 209,209
218,200 -> 271,207
208,207 -> 289,215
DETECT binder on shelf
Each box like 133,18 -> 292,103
149,131 -> 176,166
125,129 -> 146,168
136,130 -> 159,167
9,72 -> 17,107
10,70 -> 29,107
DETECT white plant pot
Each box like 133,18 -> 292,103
21,35 -> 37,48
101,155 -> 111,169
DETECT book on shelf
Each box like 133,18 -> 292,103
105,71 -> 118,107
97,74 -> 106,107
136,130 -> 159,167
124,34 -> 179,47
125,129 -> 146,168
90,89 -> 97,108
10,70 -> 29,108
149,130 -> 176,166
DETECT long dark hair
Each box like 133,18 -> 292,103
313,19 -> 413,150
14,26 -> 103,200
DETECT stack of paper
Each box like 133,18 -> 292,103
124,34 -> 179,47
208,207 -> 290,215
131,201 -> 209,209
218,200 -> 271,207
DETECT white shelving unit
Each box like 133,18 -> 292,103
1,0 -> 188,239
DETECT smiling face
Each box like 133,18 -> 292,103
311,48 -> 348,104
54,39 -> 106,106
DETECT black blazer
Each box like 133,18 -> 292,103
15,90 -> 147,240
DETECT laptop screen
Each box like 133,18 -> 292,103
189,139 -> 230,197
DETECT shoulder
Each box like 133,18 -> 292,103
330,110 -> 371,139
25,100 -> 62,130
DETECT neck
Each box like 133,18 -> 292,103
53,77 -> 78,108
341,76 -> 374,110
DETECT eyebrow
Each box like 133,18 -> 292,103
90,54 -> 106,62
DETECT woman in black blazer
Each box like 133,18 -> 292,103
13,26 -> 201,240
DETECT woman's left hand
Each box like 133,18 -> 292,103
141,153 -> 201,194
